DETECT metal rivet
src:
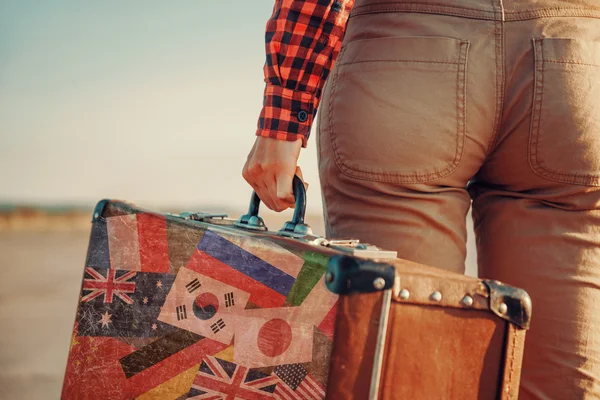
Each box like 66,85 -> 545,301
325,272 -> 334,283
373,277 -> 386,290
499,303 -> 508,314
399,289 -> 410,300
461,295 -> 474,307
430,291 -> 442,302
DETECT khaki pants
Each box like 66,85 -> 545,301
317,0 -> 600,398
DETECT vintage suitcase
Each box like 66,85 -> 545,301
61,177 -> 397,400
61,177 -> 531,399
324,256 -> 532,399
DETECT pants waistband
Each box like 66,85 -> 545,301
351,0 -> 600,21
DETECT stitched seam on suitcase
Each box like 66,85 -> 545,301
507,330 -> 517,397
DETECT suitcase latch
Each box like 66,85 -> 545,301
327,239 -> 361,247
170,212 -> 229,222
325,239 -> 398,260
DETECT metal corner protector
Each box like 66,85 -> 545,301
483,279 -> 532,330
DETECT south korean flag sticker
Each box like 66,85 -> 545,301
158,267 -> 250,344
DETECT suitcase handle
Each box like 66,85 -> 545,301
234,175 -> 313,236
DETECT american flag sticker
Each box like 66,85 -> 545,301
176,305 -> 187,321
224,292 -> 235,307
274,364 -> 326,399
186,278 -> 201,293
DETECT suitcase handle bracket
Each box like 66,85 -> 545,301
235,175 -> 313,236
325,255 -> 396,295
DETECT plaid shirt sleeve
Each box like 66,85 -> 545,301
256,0 -> 355,147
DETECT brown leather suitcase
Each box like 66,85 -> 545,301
324,256 -> 532,399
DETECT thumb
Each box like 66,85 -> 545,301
294,166 -> 308,192
276,171 -> 296,204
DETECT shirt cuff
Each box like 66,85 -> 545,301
256,85 -> 317,148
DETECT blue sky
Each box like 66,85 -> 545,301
0,1 -> 325,213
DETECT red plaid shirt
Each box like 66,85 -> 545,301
256,0 -> 355,147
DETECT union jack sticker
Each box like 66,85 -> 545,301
80,267 -> 136,304
188,355 -> 279,399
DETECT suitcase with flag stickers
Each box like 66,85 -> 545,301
61,175 -> 531,399
61,176 -> 399,400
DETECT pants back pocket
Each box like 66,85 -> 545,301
530,38 -> 600,186
327,36 -> 469,183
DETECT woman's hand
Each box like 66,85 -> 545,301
242,136 -> 303,212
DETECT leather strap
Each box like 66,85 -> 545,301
500,325 -> 527,399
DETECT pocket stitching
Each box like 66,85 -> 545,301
329,39 -> 469,184
529,38 -> 600,186
545,60 -> 600,67
529,38 -> 545,182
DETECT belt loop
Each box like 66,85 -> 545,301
491,0 -> 505,21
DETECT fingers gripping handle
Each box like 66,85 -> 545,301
234,175 -> 312,236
